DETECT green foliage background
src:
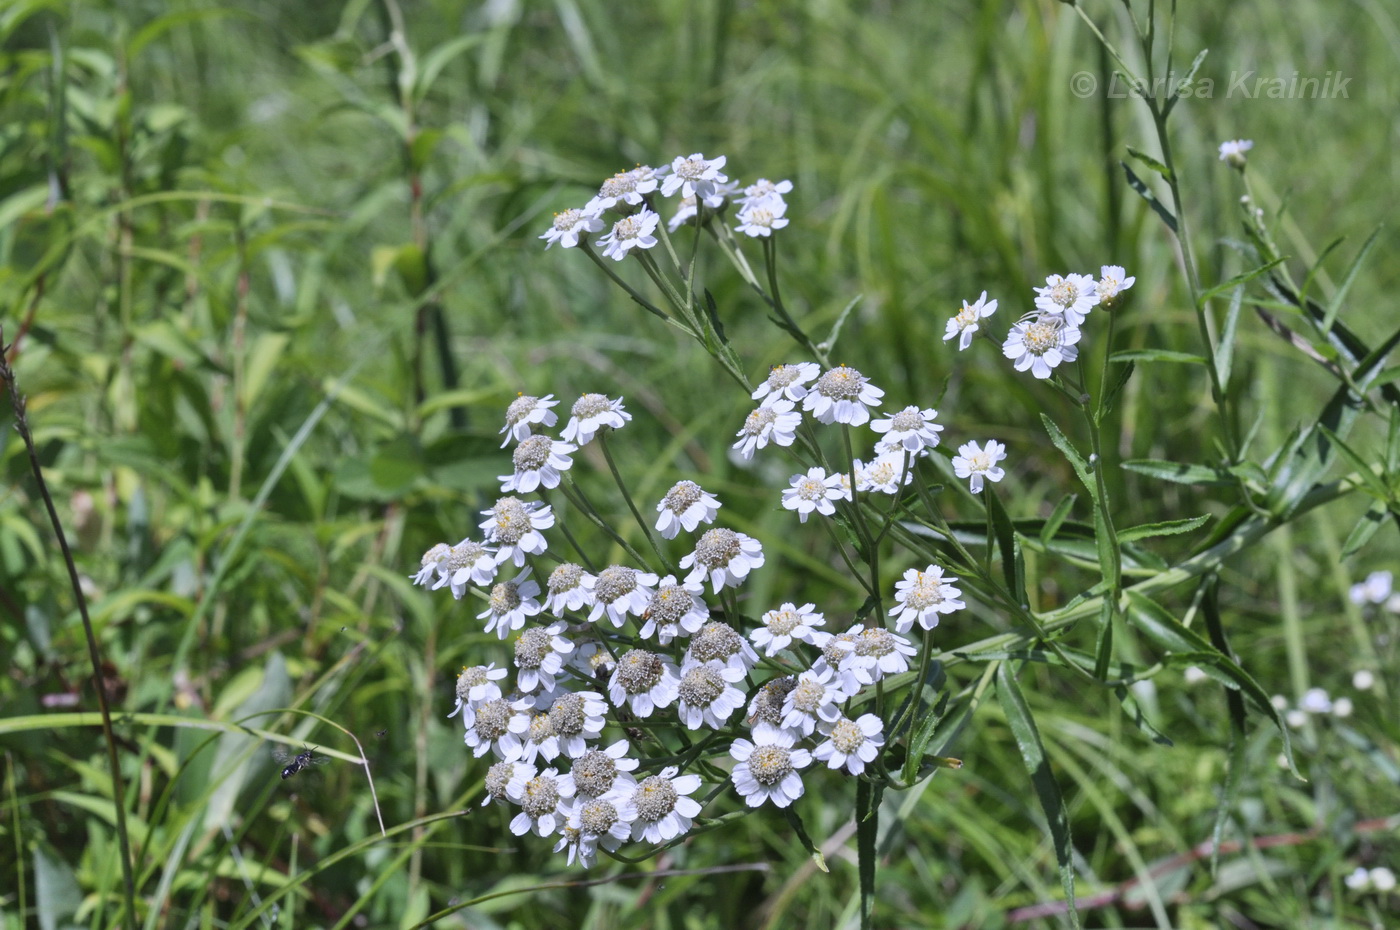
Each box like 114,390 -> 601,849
2,0 -> 1397,927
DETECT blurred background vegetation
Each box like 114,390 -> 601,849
1,0 -> 1397,927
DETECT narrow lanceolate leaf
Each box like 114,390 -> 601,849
1126,146 -> 1172,180
995,664 -> 1078,928
1196,259 -> 1284,308
1121,459 -> 1235,486
1116,514 -> 1211,543
1040,415 -> 1092,497
985,484 -> 1027,605
1040,494 -> 1077,545
1108,349 -> 1206,365
1340,502 -> 1387,560
1121,162 -> 1177,234
1215,283 -> 1246,389
1321,226 -> 1382,335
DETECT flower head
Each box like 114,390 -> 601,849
482,759 -> 535,807
509,767 -> 576,838
944,291 -> 998,350
513,621 -> 576,693
588,565 -> 660,628
570,740 -> 639,799
499,393 -> 559,447
1002,316 -> 1081,380
1034,273 -> 1099,326
463,696 -> 528,760
432,538 -> 499,597
751,362 -> 820,405
951,439 -> 1007,494
845,625 -> 916,684
562,393 -> 632,445
1348,570 -> 1393,606
803,365 -> 885,425
540,208 -> 603,249
1096,266 -> 1135,308
544,562 -> 597,616
675,661 -> 747,730
667,194 -> 699,232
585,165 -> 661,214
779,668 -> 842,736
750,602 -> 826,657
449,663 -> 509,723
479,497 -> 553,566
660,153 -> 729,206
411,542 -> 452,587
733,398 -> 802,460
638,575 -> 709,643
478,567 -> 543,639
655,480 -> 722,539
854,451 -> 914,495
686,620 -> 760,673
624,766 -> 704,844
735,195 -> 789,237
608,649 -> 681,717
871,405 -> 944,454
814,714 -> 885,775
739,178 -> 793,204
890,565 -> 966,633
729,724 -> 812,808
598,208 -> 661,261
561,793 -> 635,867
544,689 -> 608,759
781,466 -> 846,522
1218,139 -> 1253,168
680,527 -> 766,593
500,434 -> 577,493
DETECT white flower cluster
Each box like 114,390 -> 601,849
540,154 -> 795,260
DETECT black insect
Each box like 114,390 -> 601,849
273,745 -> 331,779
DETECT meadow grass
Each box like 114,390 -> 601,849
2,1 -> 1398,927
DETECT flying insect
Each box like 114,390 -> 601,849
273,745 -> 331,779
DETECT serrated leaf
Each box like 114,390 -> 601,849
1121,459 -> 1234,486
1117,514 -> 1211,542
1126,145 -> 1172,179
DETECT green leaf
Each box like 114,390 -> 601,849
1340,502 -> 1387,559
1197,259 -> 1284,308
1121,162 -> 1177,234
1116,514 -> 1211,543
1321,226 -> 1382,335
1108,349 -> 1206,365
414,34 -> 486,103
241,332 -> 290,411
985,484 -> 1026,605
782,807 -> 828,873
1040,494 -> 1076,545
996,664 -> 1078,928
1121,459 -> 1235,486
1126,145 -> 1172,180
1215,282 -> 1246,389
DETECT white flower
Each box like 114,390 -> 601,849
449,663 -> 509,724
655,480 -> 722,539
1332,697 -> 1353,718
890,565 -> 965,633
588,565 -> 660,628
499,393 -> 559,447
479,567 -> 543,639
540,208 -> 603,249
952,439 -> 1008,493
813,714 -> 885,775
1371,867 -> 1397,892
779,668 -> 842,736
781,467 -> 845,522
514,698 -> 565,765
638,575 -> 709,643
1002,316 -> 1081,380
624,766 -> 704,844
513,621 -> 576,693
1218,139 -> 1253,166
729,724 -> 812,809
432,538 -> 499,597
660,152 -> 729,206
803,365 -> 884,426
944,291 -> 998,350
740,178 -> 793,204
544,562 -> 597,616
509,767 -> 576,838
733,399 -> 802,460
845,625 -> 916,684
570,740 -> 640,799
608,649 -> 680,717
479,497 -> 553,566
411,542 -> 452,586
1299,687 -> 1332,714
750,602 -> 826,657
667,194 -> 698,232
463,696 -> 528,760
1183,665 -> 1209,685
746,676 -> 797,729
1285,709 -> 1307,729
685,620 -> 760,674
811,629 -> 861,694
735,195 -> 789,237
680,527 -> 766,593
854,451 -> 915,495
585,165 -> 661,214
482,759 -> 535,807
675,661 -> 747,729
570,640 -> 617,681
499,434 -> 577,493
598,208 -> 661,261
561,792 -> 635,867
1353,669 -> 1375,691
751,362 -> 820,405
1096,266 -> 1135,307
562,393 -> 632,445
1345,866 -> 1372,890
544,689 -> 608,759
1033,273 -> 1099,326
1348,570 -> 1393,606
871,405 -> 944,454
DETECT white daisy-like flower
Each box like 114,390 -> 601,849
570,739 -> 639,799
499,393 -> 559,447
846,625 -> 917,684
463,696 -> 528,760
659,152 -> 729,206
638,575 -> 709,643
735,195 -> 789,237
1096,266 -> 1136,308
1299,687 -> 1333,715
740,178 -> 793,204
655,480 -> 722,540
432,537 -> 499,597
584,165 -> 661,214
1034,273 -> 1099,326
729,724 -> 812,809
685,620 -> 760,674
1348,570 -> 1393,606
854,451 -> 914,495
569,640 -> 617,682
608,649 -> 681,717
745,676 -> 798,728
544,562 -> 597,617
514,698 -> 564,765
588,565 -> 660,628
499,434 -> 577,494
561,791 -> 635,867
814,714 -> 885,775
779,668 -> 842,736
750,602 -> 826,657
509,767 -> 576,838
540,208 -> 603,249
810,630 -> 861,696
1218,139 -> 1253,166
871,405 -> 944,454
1370,867 -> 1397,892
732,399 -> 802,460
478,567 -> 543,640
667,194 -> 699,232
680,527 -> 766,593
675,661 -> 747,729
545,689 -> 608,759
781,467 -> 845,522
479,497 -> 554,566
952,440 -> 1007,494
598,207 -> 661,261
944,291 -> 998,351
802,365 -> 885,426
1345,866 -> 1372,891
624,766 -> 704,844
562,393 -> 632,446
411,543 -> 451,586
449,663 -> 510,724
890,565 -> 966,633
513,620 -> 576,693
1002,316 -> 1081,380
751,362 -> 820,405
482,759 -> 535,807
1353,670 -> 1376,691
